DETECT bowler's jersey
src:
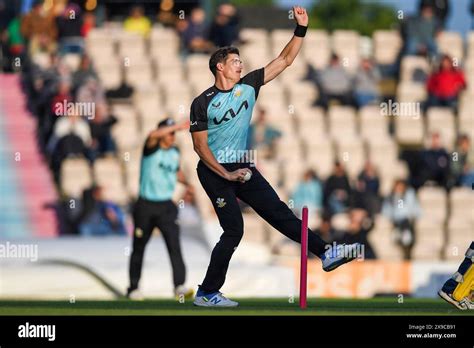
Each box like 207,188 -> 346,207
189,68 -> 265,163
139,141 -> 180,202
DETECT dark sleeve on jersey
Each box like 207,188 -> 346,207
241,68 -> 265,98
143,136 -> 160,156
190,96 -> 208,132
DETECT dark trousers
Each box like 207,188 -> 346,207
128,198 -> 186,291
197,161 -> 328,293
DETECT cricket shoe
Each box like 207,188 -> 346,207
193,290 -> 239,307
438,290 -> 471,310
126,288 -> 144,301
321,243 -> 362,272
174,285 -> 195,300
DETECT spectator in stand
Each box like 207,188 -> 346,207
290,169 -> 323,216
20,0 -> 57,56
76,76 -> 106,106
315,54 -> 353,109
209,3 -> 239,48
247,107 -> 282,159
323,161 -> 352,215
81,11 -> 95,37
420,0 -> 450,28
340,209 -> 377,260
179,7 -> 212,54
50,78 -> 73,116
426,55 -> 466,111
356,161 -> 381,215
353,58 -> 381,108
123,5 -> 151,37
420,132 -> 450,188
450,134 -> 474,187
47,113 -> 92,182
78,185 -> 127,236
403,3 -> 440,58
4,15 -> 25,58
71,55 -> 97,96
382,179 -> 421,260
55,2 -> 84,54
89,103 -> 117,159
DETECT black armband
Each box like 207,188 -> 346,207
294,24 -> 307,38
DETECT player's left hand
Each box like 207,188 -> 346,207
293,6 -> 308,27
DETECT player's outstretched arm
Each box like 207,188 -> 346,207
145,120 -> 189,149
263,6 -> 308,84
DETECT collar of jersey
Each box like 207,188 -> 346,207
213,84 -> 235,93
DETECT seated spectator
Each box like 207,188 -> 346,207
80,11 -> 96,37
209,3 -> 239,47
179,7 -> 212,54
20,0 -> 57,56
47,113 -> 92,159
426,55 -> 466,111
382,179 -> 421,260
339,209 -> 377,260
123,5 -> 151,37
5,16 -> 25,57
403,3 -> 440,58
71,55 -> 97,96
50,78 -> 73,116
76,76 -> 106,105
290,169 -> 323,216
323,161 -> 352,215
450,134 -> 474,187
89,103 -> 117,159
78,185 -> 127,236
356,161 -> 381,215
419,132 -> 450,188
315,54 -> 353,109
353,58 -> 380,108
247,107 -> 282,159
55,3 -> 84,54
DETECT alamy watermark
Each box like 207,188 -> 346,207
54,99 -> 95,120
324,242 -> 365,261
380,100 -> 421,119
0,241 -> 38,262
216,148 -> 258,166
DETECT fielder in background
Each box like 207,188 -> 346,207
439,241 -> 474,310
127,118 -> 194,300
190,6 -> 360,308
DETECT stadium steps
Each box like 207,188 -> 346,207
0,74 -> 58,237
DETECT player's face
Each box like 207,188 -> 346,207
161,132 -> 176,148
222,54 -> 243,81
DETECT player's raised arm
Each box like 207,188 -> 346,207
263,6 -> 308,84
145,120 -> 189,149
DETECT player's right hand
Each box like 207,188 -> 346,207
226,168 -> 251,183
178,120 -> 190,130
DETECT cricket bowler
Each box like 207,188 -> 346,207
189,6 -> 360,307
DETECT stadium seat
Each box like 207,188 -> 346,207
437,31 -> 464,61
400,56 -> 430,81
328,106 -> 357,140
124,59 -> 155,89
306,140 -> 335,179
332,30 -> 360,72
111,112 -> 141,150
395,113 -> 424,145
426,107 -> 456,149
373,30 -> 402,65
95,60 -> 122,90
297,107 -> 327,145
417,186 -> 447,224
60,157 -> 93,198
335,138 -> 365,179
368,216 -> 404,260
93,157 -> 128,204
396,81 -> 427,103
359,105 -> 390,142
61,54 -> 82,72
304,30 -> 330,69
449,188 -> 474,224
286,81 -> 318,108
123,149 -> 142,199
413,217 -> 444,260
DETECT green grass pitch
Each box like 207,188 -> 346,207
0,298 -> 473,316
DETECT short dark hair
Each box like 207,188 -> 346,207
209,46 -> 239,76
